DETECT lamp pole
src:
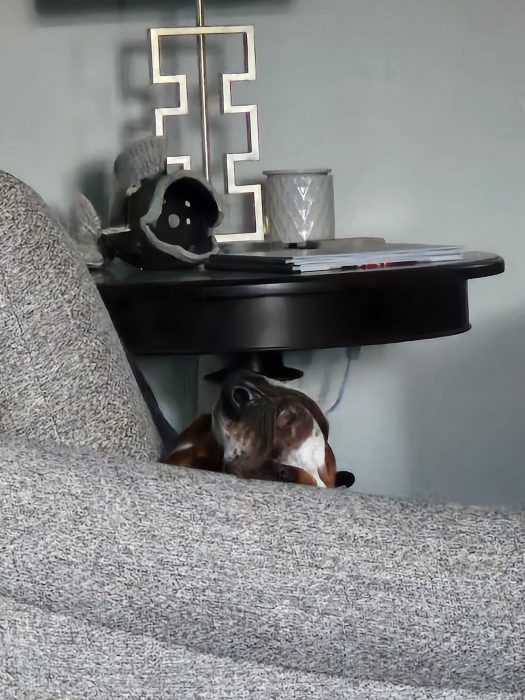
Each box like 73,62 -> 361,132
196,0 -> 211,181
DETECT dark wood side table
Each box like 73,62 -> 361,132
92,248 -> 504,381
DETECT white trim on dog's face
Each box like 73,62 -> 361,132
211,403 -> 226,447
172,442 -> 193,453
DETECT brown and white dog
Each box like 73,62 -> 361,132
165,371 -> 337,487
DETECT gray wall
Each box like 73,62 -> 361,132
1,0 -> 524,504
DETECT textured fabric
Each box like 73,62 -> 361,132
0,170 -> 161,459
0,599 -> 518,700
0,437 -> 523,697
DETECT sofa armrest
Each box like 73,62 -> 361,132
0,436 -> 523,695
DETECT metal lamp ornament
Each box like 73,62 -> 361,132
150,0 -> 263,243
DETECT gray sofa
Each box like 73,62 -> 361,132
0,170 -> 523,698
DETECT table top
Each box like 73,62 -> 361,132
93,249 -> 504,296
93,246 -> 504,356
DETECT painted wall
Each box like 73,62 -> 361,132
1,0 -> 524,504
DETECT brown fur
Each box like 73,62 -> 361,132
165,376 -> 336,488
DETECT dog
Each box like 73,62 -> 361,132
164,371 -> 338,487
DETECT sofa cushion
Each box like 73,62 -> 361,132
1,597 -> 517,699
0,170 -> 161,459
0,437 -> 523,696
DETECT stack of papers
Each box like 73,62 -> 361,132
206,243 -> 464,274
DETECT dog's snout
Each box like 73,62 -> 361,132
227,383 -> 259,418
232,386 -> 253,409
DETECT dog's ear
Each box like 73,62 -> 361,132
164,414 -> 224,472
292,392 -> 337,488
321,442 -> 337,488
291,391 -> 329,440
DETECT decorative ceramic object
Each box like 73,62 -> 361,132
263,170 -> 335,245
107,135 -> 221,269
70,136 -> 222,270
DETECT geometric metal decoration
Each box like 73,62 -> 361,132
149,20 -> 264,242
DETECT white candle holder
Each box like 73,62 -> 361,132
263,170 -> 335,245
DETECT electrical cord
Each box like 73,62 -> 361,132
326,347 -> 359,415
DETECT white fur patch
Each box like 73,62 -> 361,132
283,421 -> 327,487
172,442 -> 192,453
223,439 -> 249,463
211,406 -> 246,463
211,406 -> 226,446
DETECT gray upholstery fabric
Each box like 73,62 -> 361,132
0,170 -> 161,459
0,600 -> 518,700
0,436 -> 523,698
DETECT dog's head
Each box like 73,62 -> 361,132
212,371 -> 336,487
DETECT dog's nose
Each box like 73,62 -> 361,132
221,372 -> 262,419
231,385 -> 254,409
